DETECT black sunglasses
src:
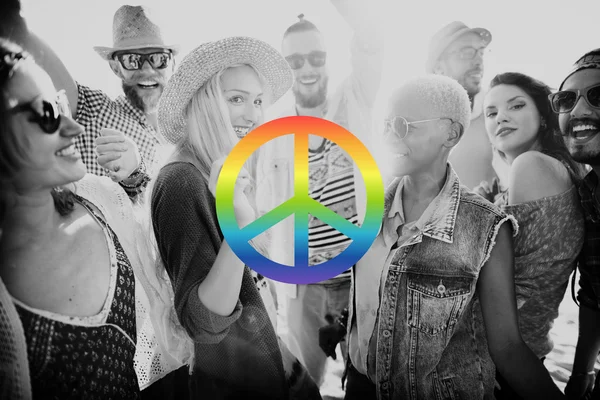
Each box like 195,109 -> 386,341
114,52 -> 172,71
285,51 -> 327,70
549,83 -> 600,113
9,90 -> 71,134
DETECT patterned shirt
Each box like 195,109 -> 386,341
75,83 -> 162,177
577,170 -> 600,310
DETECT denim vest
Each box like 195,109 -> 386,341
348,169 -> 518,400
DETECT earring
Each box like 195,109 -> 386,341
540,118 -> 547,130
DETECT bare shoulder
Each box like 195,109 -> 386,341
508,151 -> 572,204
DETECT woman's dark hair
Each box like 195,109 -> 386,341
489,72 -> 586,182
0,38 -> 74,225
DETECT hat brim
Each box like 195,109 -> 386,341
425,27 -> 492,73
93,44 -> 180,60
158,36 -> 294,145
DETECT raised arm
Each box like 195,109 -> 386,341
331,0 -> 385,109
0,6 -> 78,116
478,222 -> 565,399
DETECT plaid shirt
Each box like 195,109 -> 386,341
75,83 -> 161,177
577,170 -> 600,310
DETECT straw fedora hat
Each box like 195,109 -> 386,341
158,36 -> 293,145
425,21 -> 492,73
93,5 -> 179,60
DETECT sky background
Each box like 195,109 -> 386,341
20,0 -> 600,112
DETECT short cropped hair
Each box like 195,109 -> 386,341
396,75 -> 471,134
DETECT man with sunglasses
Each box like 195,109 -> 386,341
256,0 -> 384,390
552,48 -> 600,400
2,4 -> 177,182
426,21 -> 505,191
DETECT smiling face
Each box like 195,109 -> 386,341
435,32 -> 487,98
111,47 -> 174,113
484,84 -> 542,160
220,65 -> 265,138
559,68 -> 600,167
282,30 -> 328,109
383,89 -> 452,177
3,61 -> 86,193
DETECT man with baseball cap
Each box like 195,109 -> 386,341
552,48 -> 600,400
426,21 -> 505,190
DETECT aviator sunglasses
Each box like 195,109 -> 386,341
9,90 -> 71,134
285,51 -> 327,70
548,83 -> 600,114
114,51 -> 172,71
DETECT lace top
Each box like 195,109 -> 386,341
13,197 -> 140,399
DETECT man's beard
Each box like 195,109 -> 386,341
292,76 -> 328,109
570,147 -> 600,166
122,82 -> 162,113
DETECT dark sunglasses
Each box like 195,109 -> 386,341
549,83 -> 600,113
114,52 -> 172,71
285,51 -> 327,70
9,90 -> 71,134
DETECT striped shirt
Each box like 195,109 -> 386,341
308,139 -> 358,280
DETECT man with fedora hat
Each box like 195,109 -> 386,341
426,21 -> 506,190
0,3 -> 178,182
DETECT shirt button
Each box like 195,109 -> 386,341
382,382 -> 389,389
437,284 -> 446,295
382,330 -> 391,338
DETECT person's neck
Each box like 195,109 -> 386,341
295,101 -> 327,118
504,141 -> 543,166
1,190 -> 60,249
145,111 -> 159,131
402,161 -> 448,209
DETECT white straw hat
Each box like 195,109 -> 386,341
158,36 -> 293,144
93,5 -> 179,60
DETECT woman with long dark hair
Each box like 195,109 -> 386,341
480,72 -> 586,399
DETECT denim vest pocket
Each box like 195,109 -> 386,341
407,274 -> 472,336
433,371 -> 460,400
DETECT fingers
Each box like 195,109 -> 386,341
96,135 -> 126,146
100,127 -> 126,137
96,142 -> 129,153
97,153 -> 122,166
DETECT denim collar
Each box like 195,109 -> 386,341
381,164 -> 461,247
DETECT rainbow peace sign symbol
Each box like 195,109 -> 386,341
215,116 -> 384,284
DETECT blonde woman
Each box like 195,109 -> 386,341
151,37 -> 321,399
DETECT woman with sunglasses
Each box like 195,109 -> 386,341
479,72 -> 586,399
343,74 -> 565,399
0,38 -> 181,399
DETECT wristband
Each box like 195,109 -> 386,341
571,371 -> 595,378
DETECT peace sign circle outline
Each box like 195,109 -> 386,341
216,116 -> 384,284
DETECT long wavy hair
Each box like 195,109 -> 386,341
172,63 -> 270,256
489,72 -> 586,182
0,38 -> 74,226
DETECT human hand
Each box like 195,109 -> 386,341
96,128 -> 141,182
565,372 -> 595,400
319,313 -> 346,360
208,157 -> 256,226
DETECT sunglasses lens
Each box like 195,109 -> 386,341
552,91 -> 576,113
285,55 -> 304,70
118,54 -> 141,70
587,85 -> 600,108
307,52 -> 327,68
394,118 -> 408,138
148,53 -> 170,69
39,99 -> 61,134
